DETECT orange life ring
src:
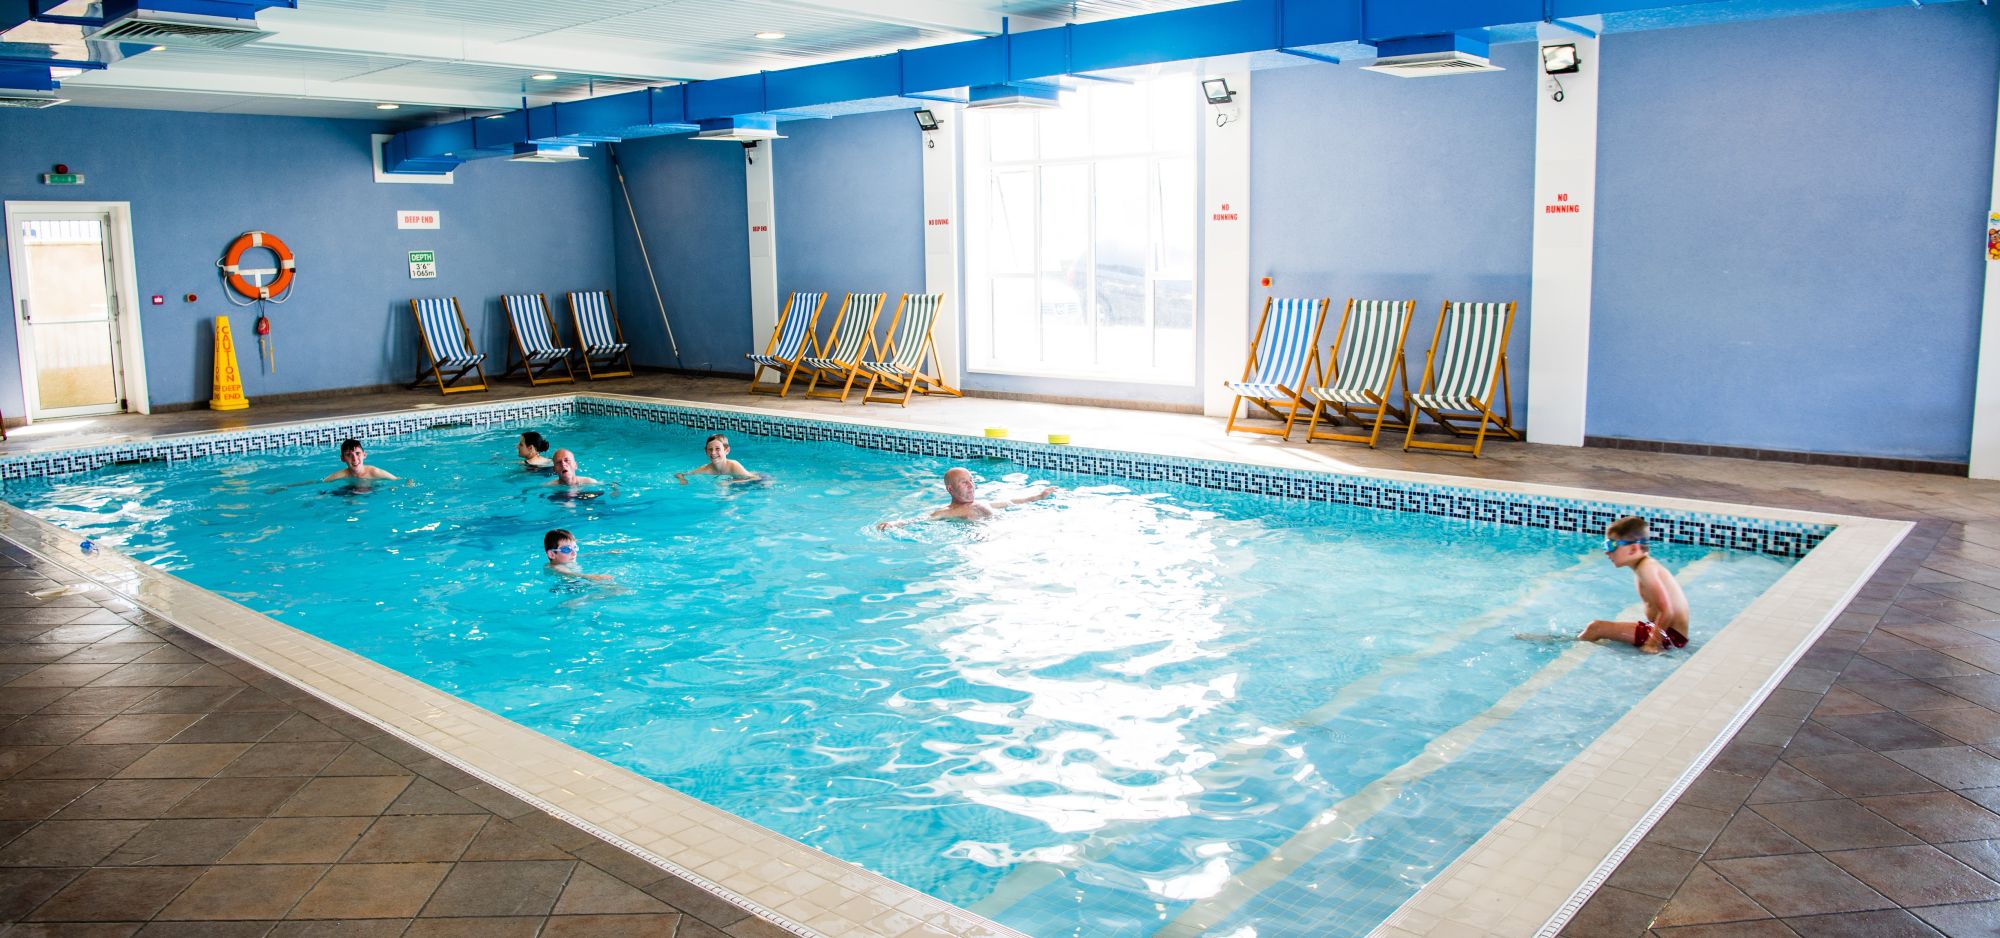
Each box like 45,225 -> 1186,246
221,231 -> 296,300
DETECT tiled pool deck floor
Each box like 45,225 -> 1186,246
1,374 -> 1998,938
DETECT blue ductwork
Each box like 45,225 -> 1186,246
382,0 -> 1952,172
0,0 -> 292,92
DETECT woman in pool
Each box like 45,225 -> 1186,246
517,431 -> 554,469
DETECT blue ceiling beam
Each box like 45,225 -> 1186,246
378,0 -> 1900,172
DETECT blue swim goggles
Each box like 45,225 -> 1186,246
1602,537 -> 1650,554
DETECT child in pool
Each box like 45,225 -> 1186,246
544,528 -> 612,582
1578,516 -> 1691,654
322,439 -> 398,484
675,434 -> 764,485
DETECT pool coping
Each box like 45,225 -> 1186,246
0,391 -> 1911,938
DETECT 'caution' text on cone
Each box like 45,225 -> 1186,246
210,315 -> 249,411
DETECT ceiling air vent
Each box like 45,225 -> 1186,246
964,81 -> 1062,109
0,92 -> 67,108
91,4 -> 271,50
1360,34 -> 1504,78
689,116 -> 784,142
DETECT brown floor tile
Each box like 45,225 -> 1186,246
0,714 -> 112,746
419,860 -> 576,917
157,864 -> 328,921
553,864 -> 675,914
35,687 -> 156,714
0,778 -> 96,820
14,744 -> 154,780
132,923 -> 279,938
123,686 -> 243,714
0,686 -> 71,713
317,744 -> 408,777
567,842 -> 672,890
51,778 -> 203,820
86,663 -> 201,688
264,922 -> 405,938
400,917 -> 545,938
458,817 -> 573,862
1652,865 -> 1773,928
161,776 -> 310,819
1746,763 -> 1841,804
1778,908 -> 1946,937
289,861 -> 450,918
1860,791 -> 2000,842
1777,722 -> 1866,757
213,689 -> 295,713
113,743 -> 253,779
165,712 -> 291,744
215,742 -> 349,778
448,782 -> 537,820
1824,844 -> 2000,906
1679,769 -> 1763,813
1837,680 -> 1979,712
6,664 -> 123,687
1885,746 -> 2000,790
382,779 -> 486,816
1649,922 -> 1800,938
221,816 -> 371,864
259,715 -> 348,743
1941,838 -> 2000,881
1927,675 -> 2000,711
0,644 -> 88,664
343,814 -> 486,863
0,819 -> 147,866
1645,803 -> 1736,854
0,867 -> 86,920
1906,707 -> 2000,747
1788,752 -> 1945,798
1749,800 -> 1921,851
1911,899 -> 2000,937
642,873 -> 749,928
104,817 -> 261,865
1816,713 -> 1961,751
1706,810 -> 1812,860
24,866 -> 203,921
71,713 -> 201,745
540,913 -> 683,937
271,776 -> 410,817
1811,687 -> 1889,718
1710,854 -> 1895,918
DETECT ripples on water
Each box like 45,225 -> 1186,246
1,415 -> 1794,937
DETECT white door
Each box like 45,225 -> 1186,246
9,210 -> 129,419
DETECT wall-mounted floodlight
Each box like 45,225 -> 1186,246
1541,44 -> 1580,74
1201,78 -> 1234,104
913,109 -> 940,131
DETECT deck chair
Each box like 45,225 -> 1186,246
802,292 -> 887,402
1304,298 -> 1417,448
1223,297 -> 1330,439
747,291 -> 828,397
566,291 -> 633,380
499,293 -> 575,386
1403,300 -> 1521,457
408,297 -> 488,395
861,293 -> 960,407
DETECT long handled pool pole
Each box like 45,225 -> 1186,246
608,144 -> 683,367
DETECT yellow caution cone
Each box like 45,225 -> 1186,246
209,315 -> 249,411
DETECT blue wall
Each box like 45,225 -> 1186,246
774,108 -> 926,359
0,107 -> 614,411
610,136 -> 750,374
1590,3 -> 2000,461
1249,42 -> 1538,417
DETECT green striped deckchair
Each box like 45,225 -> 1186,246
748,291 -> 828,397
1224,296 -> 1330,439
860,293 -> 960,407
1304,298 -> 1416,448
803,292 -> 887,402
1403,300 -> 1520,457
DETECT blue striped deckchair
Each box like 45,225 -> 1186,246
566,291 -> 633,380
1305,298 -> 1416,448
1403,300 -> 1520,457
861,293 -> 960,407
408,297 -> 487,395
747,291 -> 828,397
500,293 -> 575,386
1223,297 -> 1330,439
803,292 -> 887,402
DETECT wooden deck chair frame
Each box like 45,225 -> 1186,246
748,291 -> 828,397
407,297 -> 488,395
1304,298 -> 1417,448
499,293 -> 576,386
803,292 -> 887,403
566,291 -> 634,380
861,293 -> 961,407
1223,296 -> 1330,439
1402,300 -> 1521,458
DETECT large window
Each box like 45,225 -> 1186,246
963,75 -> 1197,384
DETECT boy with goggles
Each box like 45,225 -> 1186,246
1579,516 -> 1690,653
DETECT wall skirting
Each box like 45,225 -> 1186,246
1584,435 -> 1966,476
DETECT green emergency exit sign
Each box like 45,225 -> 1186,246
41,173 -> 83,186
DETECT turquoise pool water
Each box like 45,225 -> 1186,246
2,413 -> 1794,937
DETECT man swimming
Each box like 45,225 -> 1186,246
877,467 -> 1055,529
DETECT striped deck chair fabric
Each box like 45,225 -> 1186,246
501,293 -> 574,385
408,297 -> 487,394
1223,297 -> 1327,439
747,292 -> 826,397
803,292 -> 888,402
568,291 -> 632,380
861,293 -> 959,406
1403,300 -> 1519,457
1305,299 -> 1415,448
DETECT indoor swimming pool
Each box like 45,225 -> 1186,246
0,399 -> 1837,937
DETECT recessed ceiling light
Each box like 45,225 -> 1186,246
754,31 -> 785,40
486,114 -> 507,120
531,73 -> 558,81
375,103 -> 400,110
150,45 -> 165,51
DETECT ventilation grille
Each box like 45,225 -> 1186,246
0,94 -> 67,109
93,13 -> 271,50
1360,51 -> 1503,77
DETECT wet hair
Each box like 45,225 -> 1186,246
1606,516 -> 1650,541
340,438 -> 363,457
705,434 -> 729,447
520,431 -> 550,454
543,529 -> 574,551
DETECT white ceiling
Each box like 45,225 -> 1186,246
55,0 -> 1223,121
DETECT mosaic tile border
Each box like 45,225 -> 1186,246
0,394 -> 1832,560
